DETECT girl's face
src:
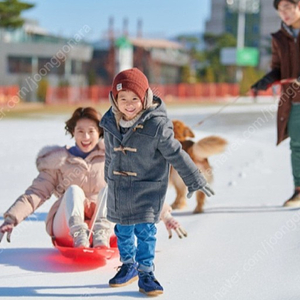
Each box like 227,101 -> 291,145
278,1 -> 300,28
73,118 -> 99,152
117,90 -> 143,121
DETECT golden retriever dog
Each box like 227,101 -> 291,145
170,120 -> 227,213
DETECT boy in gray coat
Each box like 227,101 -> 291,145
100,68 -> 214,296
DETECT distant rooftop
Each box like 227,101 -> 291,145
92,37 -> 184,51
0,19 -> 87,45
23,19 -> 49,36
129,38 -> 183,50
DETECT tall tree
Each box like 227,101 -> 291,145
201,32 -> 237,83
175,34 -> 202,83
0,0 -> 34,28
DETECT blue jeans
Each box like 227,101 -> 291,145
114,223 -> 157,272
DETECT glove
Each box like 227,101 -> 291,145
161,211 -> 187,239
251,78 -> 270,91
0,216 -> 15,243
251,68 -> 281,92
187,183 -> 215,199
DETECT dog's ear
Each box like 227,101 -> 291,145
172,120 -> 180,128
184,126 -> 195,138
172,119 -> 195,141
172,120 -> 184,141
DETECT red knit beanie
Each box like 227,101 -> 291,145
111,68 -> 149,103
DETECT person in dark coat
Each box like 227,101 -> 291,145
251,0 -> 300,207
100,68 -> 214,296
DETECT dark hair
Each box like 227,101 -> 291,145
274,0 -> 300,9
65,107 -> 103,138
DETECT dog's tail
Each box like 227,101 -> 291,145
192,136 -> 227,159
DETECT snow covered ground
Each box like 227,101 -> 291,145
0,102 -> 299,300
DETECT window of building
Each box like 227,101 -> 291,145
71,60 -> 88,75
38,57 -> 65,75
7,56 -> 32,73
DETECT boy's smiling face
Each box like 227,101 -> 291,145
117,90 -> 143,121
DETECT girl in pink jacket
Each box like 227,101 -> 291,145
0,107 -> 186,249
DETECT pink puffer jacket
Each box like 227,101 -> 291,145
4,140 -> 106,237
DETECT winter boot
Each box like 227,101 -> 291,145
283,189 -> 300,207
138,271 -> 164,296
109,262 -> 138,287
93,221 -> 111,248
69,216 -> 90,248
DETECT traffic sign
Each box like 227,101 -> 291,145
236,47 -> 259,66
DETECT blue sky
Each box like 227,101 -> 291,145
22,0 -> 211,41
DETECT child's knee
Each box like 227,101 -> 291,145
65,185 -> 85,201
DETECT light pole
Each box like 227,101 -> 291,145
237,0 -> 246,49
226,0 -> 260,81
237,0 -> 246,81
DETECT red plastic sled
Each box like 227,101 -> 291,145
53,235 -> 119,263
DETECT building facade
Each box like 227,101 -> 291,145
91,37 -> 189,86
0,20 -> 93,101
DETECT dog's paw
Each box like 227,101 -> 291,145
171,202 -> 188,210
193,206 -> 204,214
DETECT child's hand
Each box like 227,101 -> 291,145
0,217 -> 15,243
187,183 -> 215,198
161,211 -> 187,239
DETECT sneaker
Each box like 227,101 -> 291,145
138,271 -> 164,296
69,223 -> 90,248
93,222 -> 111,248
109,262 -> 138,287
283,189 -> 300,207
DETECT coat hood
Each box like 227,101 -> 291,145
36,140 -> 105,171
139,96 -> 168,122
36,145 -> 68,171
100,95 -> 167,139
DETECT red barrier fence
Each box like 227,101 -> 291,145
46,83 -> 250,104
46,86 -> 111,104
0,84 -> 276,105
0,86 -> 19,105
151,83 -> 241,98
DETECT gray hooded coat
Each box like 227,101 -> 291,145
100,96 -> 207,225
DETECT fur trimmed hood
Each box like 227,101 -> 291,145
36,145 -> 69,171
36,140 -> 105,171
